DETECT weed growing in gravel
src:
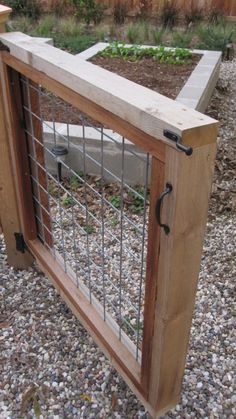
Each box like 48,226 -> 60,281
84,224 -> 95,234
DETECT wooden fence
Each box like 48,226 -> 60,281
0,5 -> 219,418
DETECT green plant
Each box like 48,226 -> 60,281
208,8 -> 224,24
110,217 -> 119,227
73,0 -> 106,25
152,27 -> 166,45
62,196 -> 75,207
70,172 -> 83,189
57,17 -> 83,37
55,33 -> 96,53
113,0 -> 128,24
84,224 -> 95,234
100,42 -> 193,65
171,30 -> 193,48
109,195 -> 121,209
126,24 -> 141,44
196,22 -> 234,53
2,0 -> 42,19
160,0 -> 179,28
34,15 -> 57,37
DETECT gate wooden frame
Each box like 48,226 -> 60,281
0,20 -> 218,418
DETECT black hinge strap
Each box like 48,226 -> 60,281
14,232 -> 27,253
163,129 -> 193,156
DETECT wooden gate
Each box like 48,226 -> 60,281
0,20 -> 218,419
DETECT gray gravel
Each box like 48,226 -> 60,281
0,58 -> 236,418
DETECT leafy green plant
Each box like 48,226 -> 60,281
160,0 -> 179,28
35,15 -> 57,37
109,195 -> 121,209
70,171 -> 83,188
113,0 -> 128,24
171,30 -> 193,48
100,42 -> 193,65
62,196 -> 75,207
73,0 -> 106,25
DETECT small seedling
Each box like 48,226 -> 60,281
62,196 -> 75,207
110,217 -> 119,227
84,224 -> 95,234
70,171 -> 83,189
109,195 -> 121,209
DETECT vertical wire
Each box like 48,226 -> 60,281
70,165 -> 80,288
82,122 -> 92,303
38,84 -> 56,259
26,79 -> 45,245
100,127 -> 106,321
135,153 -> 150,361
118,137 -> 125,341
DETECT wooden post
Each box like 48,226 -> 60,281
143,132 -> 217,416
0,5 -> 11,235
0,5 -> 34,267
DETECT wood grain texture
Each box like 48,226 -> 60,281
147,142 -> 217,415
0,56 -> 33,268
24,79 -> 53,247
0,33 -> 218,149
141,156 -> 165,392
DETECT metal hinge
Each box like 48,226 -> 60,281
14,232 -> 27,253
163,129 -> 193,156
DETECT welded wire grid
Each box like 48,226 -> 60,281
20,76 -> 151,361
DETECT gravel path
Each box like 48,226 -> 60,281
1,59 -> 236,418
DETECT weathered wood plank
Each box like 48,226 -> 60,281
0,32 -> 218,149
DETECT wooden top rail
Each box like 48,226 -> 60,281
0,5 -> 11,33
0,32 -> 218,150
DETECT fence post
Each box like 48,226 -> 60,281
142,130 -> 217,415
0,5 -> 33,268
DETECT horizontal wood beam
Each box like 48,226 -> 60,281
0,32 -> 218,150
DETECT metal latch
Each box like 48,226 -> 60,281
14,233 -> 27,253
163,129 -> 193,156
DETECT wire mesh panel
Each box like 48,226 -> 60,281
20,76 -> 151,361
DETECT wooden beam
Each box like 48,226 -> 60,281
146,138 -> 217,416
0,5 -> 11,33
2,52 -> 165,162
0,32 -> 218,149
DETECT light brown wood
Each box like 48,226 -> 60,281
2,52 -> 165,162
141,156 -> 165,392
0,56 -> 33,268
147,141 -> 217,415
0,33 -> 218,149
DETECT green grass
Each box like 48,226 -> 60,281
195,21 -> 235,52
170,30 -> 193,48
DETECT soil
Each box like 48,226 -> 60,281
41,54 -> 200,125
89,54 -> 200,100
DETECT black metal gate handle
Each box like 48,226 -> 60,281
155,183 -> 173,235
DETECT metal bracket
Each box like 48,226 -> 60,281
14,232 -> 27,253
0,41 -> 10,53
163,129 -> 193,156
